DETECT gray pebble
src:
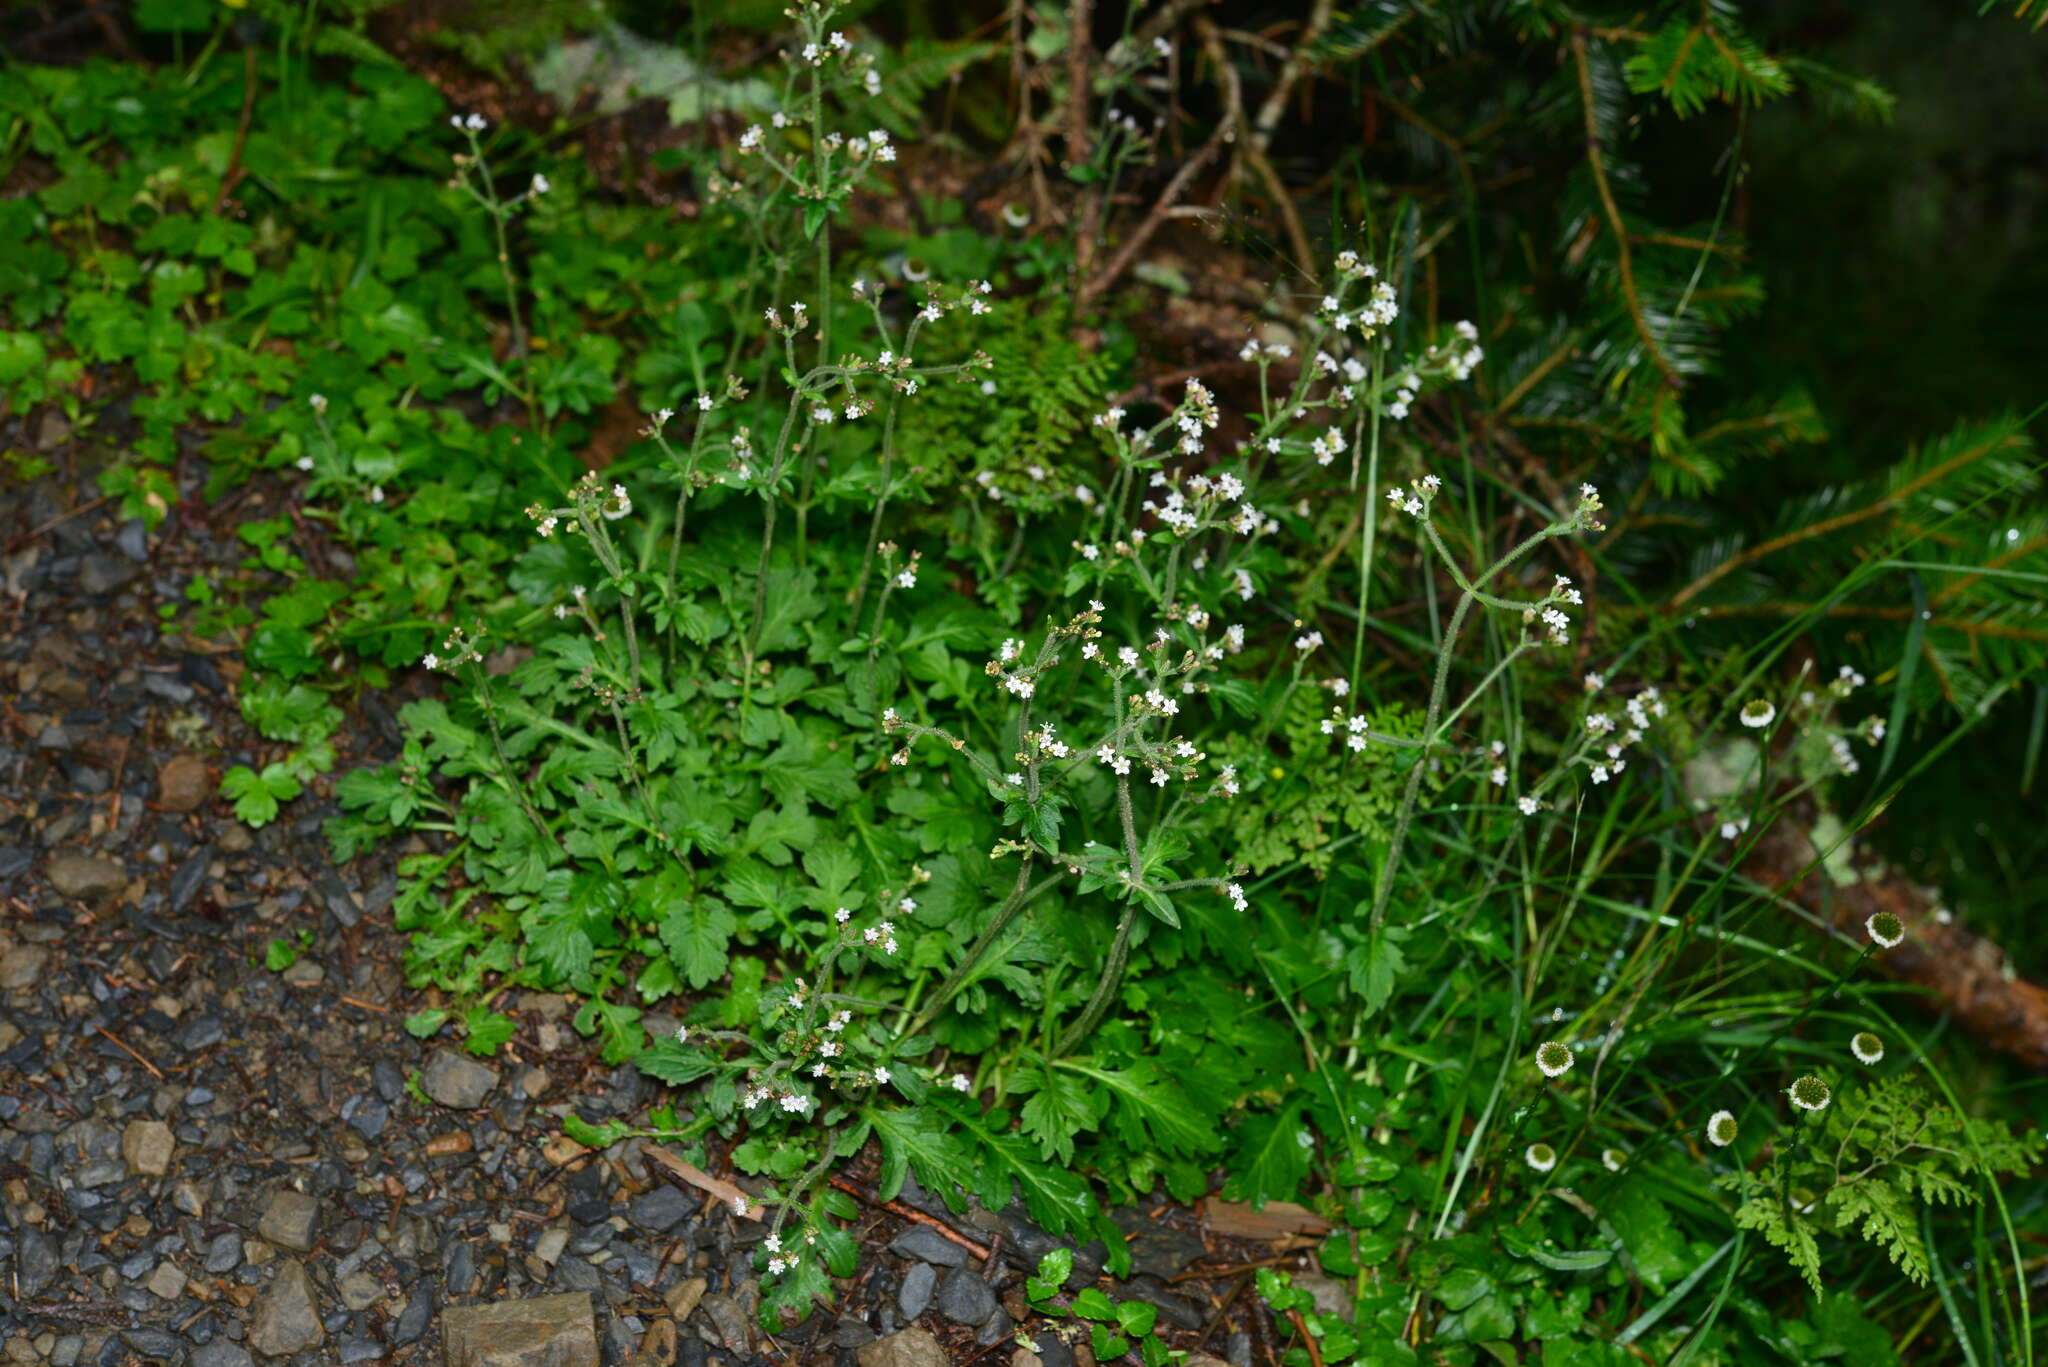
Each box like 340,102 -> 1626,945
897,1261 -> 936,1321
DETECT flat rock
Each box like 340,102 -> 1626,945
897,1261 -> 936,1321
0,944 -> 48,990
856,1328 -> 949,1367
422,1048 -> 498,1109
46,851 -> 126,900
122,1119 -> 175,1176
248,1259 -> 324,1358
192,1344 -> 255,1367
257,1189 -> 320,1253
889,1225 -> 969,1268
627,1184 -> 691,1233
146,1260 -> 187,1300
442,1291 -> 598,1367
157,754 -> 211,812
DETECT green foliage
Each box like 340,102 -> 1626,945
1726,1077 -> 2043,1291
10,1 -> 2045,1359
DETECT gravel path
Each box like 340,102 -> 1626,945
0,448 -> 1260,1367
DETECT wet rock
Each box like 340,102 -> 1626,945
79,554 -> 137,595
257,1189 -> 320,1253
346,1096 -> 390,1140
157,754 -> 210,812
121,1119 -> 175,1176
169,847 -> 210,912
204,1232 -> 241,1273
897,1262 -> 936,1321
393,1288 -> 433,1344
422,1048 -> 497,1109
123,1328 -> 184,1359
442,1291 -> 598,1367
338,1339 -> 384,1364
935,1267 -> 997,1327
889,1226 -> 969,1268
856,1328 -> 948,1367
248,1259 -> 324,1357
46,851 -> 126,900
1125,1276 -> 1203,1330
116,519 -> 148,562
16,1229 -> 55,1296
627,1184 -> 690,1234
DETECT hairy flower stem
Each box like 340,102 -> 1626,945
1370,521 -> 1564,934
903,859 -> 1061,1038
1058,904 -> 1136,1055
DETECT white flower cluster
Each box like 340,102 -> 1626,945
1384,471 -> 1443,518
449,113 -> 487,134
421,625 -> 485,673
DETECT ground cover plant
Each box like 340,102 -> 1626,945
4,0 -> 2046,1363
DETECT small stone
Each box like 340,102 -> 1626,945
339,1339 -> 384,1364
694,1294 -> 751,1354
520,1067 -> 551,1099
248,1259 -> 324,1358
889,1226 -> 968,1268
857,1328 -> 949,1367
662,1276 -> 706,1321
442,1291 -> 597,1367
205,1232 -> 241,1273
157,755 -> 211,813
533,1227 -> 569,1266
45,851 -> 126,900
421,1048 -> 498,1109
280,957 -> 324,987
935,1267 -> 997,1327
0,944 -> 48,990
627,1185 -> 691,1234
172,1180 -> 206,1216
257,1189 -> 320,1253
146,1260 -> 188,1300
347,1097 -> 390,1141
116,519 -> 149,562
393,1288 -> 432,1344
79,553 -> 138,595
1011,1353 -> 1044,1367
898,1262 -> 936,1321
337,1269 -> 382,1312
122,1119 -> 175,1176
192,1344 -> 255,1367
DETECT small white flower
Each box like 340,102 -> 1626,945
874,1066 -> 891,1085
1866,912 -> 1903,949
1850,1032 -> 1884,1065
950,1073 -> 972,1093
1786,1075 -> 1832,1112
1706,1110 -> 1738,1147
1739,699 -> 1776,729
1524,1143 -> 1557,1173
423,653 -> 439,670
675,1024 -> 689,1044
1535,1041 -> 1575,1078
529,173 -> 550,196
1517,795 -> 1540,816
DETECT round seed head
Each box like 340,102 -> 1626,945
1851,1031 -> 1884,1065
1706,1110 -> 1738,1147
1865,911 -> 1903,949
1535,1041 -> 1576,1078
1739,699 -> 1776,729
1524,1143 -> 1557,1173
1787,1075 -> 1832,1112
